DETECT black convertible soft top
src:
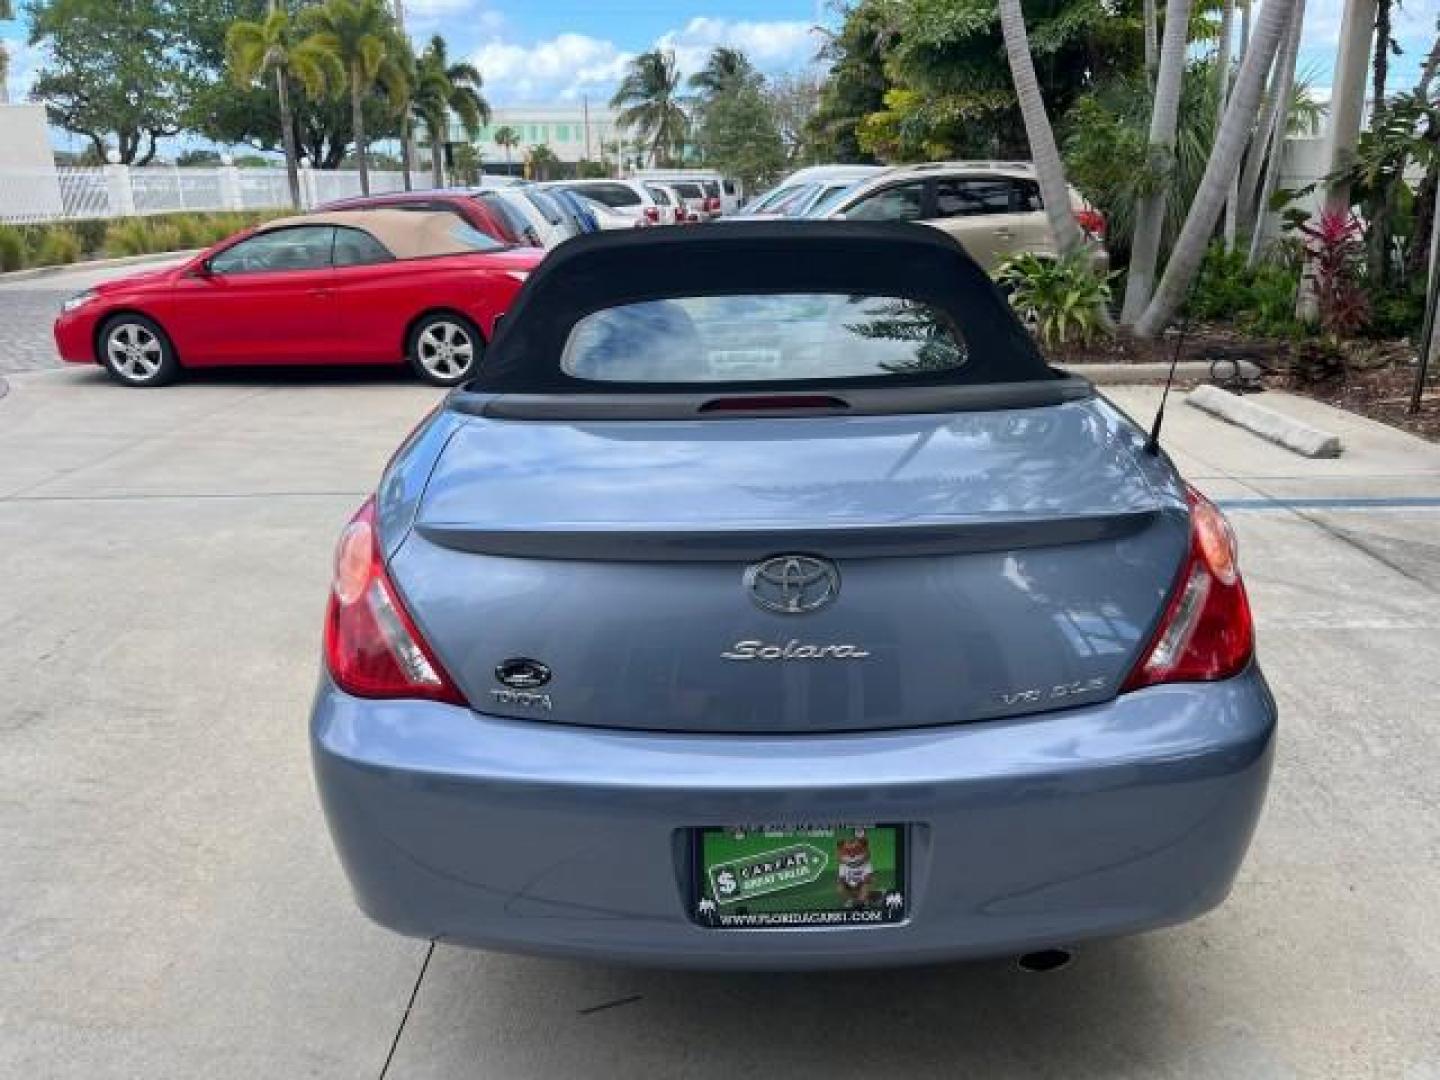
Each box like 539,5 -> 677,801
467,221 -> 1060,399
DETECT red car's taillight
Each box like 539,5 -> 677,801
324,497 -> 465,704
1075,208 -> 1107,239
1122,486 -> 1253,691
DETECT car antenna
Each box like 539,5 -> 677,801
1144,312 -> 1190,456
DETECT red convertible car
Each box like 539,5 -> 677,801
53,210 -> 543,387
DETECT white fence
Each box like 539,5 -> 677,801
0,164 -> 422,225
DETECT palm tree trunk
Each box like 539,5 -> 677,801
1143,0 -> 1159,85
275,69 -> 302,210
1238,3 -> 1301,234
1215,0 -> 1237,248
1133,0 -> 1297,337
1121,0 -> 1194,325
997,0 -> 1084,258
1246,0 -> 1306,267
430,119 -> 444,188
399,113 -> 414,191
351,67 -> 370,196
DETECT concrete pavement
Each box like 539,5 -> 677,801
2,366 -> 1439,1078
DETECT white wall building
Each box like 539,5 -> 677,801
446,103 -> 625,174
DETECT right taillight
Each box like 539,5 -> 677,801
1122,486 -> 1253,691
324,497 -> 466,705
644,205 -> 660,223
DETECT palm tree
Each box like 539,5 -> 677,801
611,49 -> 688,167
997,0 -> 1084,258
492,125 -> 519,170
227,4 -> 343,209
1134,0 -> 1298,337
527,144 -> 559,181
1121,0 -> 1195,324
1214,0 -> 1238,247
302,0 -> 409,195
689,46 -> 755,98
413,34 -> 489,188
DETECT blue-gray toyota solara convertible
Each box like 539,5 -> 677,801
310,222 -> 1275,970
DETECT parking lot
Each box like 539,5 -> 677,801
3,265 -> 1440,1077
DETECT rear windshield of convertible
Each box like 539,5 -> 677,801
560,293 -> 968,383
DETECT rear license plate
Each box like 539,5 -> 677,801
692,824 -> 907,929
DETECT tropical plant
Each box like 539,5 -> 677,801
1133,0 -> 1298,337
611,49 -> 688,168
997,253 -> 1115,348
1298,208 -> 1370,338
1187,242 -> 1303,336
0,224 -> 25,272
688,46 -> 756,99
492,124 -> 519,167
412,34 -> 489,188
695,76 -> 786,189
226,5 -> 343,209
526,143 -> 559,181
301,0 -> 409,195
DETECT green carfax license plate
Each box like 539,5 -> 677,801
693,825 -> 907,929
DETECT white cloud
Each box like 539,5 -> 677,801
469,17 -> 824,104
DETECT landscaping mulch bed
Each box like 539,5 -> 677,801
1281,364 -> 1440,444
1049,326 -> 1438,444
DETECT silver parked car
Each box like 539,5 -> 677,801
311,222 -> 1274,970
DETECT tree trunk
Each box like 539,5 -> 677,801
1121,0 -> 1195,324
399,112 -> 414,191
276,69 -> 302,210
351,68 -> 370,196
1238,3 -> 1301,233
1133,0 -> 1297,337
1247,0 -> 1306,267
997,0 -> 1085,258
1215,0 -> 1237,249
1372,0 -> 1391,116
430,118 -> 445,188
1143,0 -> 1159,85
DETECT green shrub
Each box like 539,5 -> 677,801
1187,241 -> 1304,338
996,252 -> 1115,348
103,218 -> 153,257
32,226 -> 83,267
0,224 -> 26,271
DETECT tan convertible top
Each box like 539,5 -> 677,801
258,209 -> 489,259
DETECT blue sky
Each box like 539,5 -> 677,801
2,0 -> 1437,112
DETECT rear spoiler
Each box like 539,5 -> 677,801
450,373 -> 1093,421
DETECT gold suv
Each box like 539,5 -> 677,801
811,162 -> 1109,275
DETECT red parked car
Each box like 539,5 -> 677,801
53,210 -> 542,387
316,189 -> 542,247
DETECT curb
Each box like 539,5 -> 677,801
1186,383 -> 1343,458
1058,359 -> 1262,385
0,249 -> 200,285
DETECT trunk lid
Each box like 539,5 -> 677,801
390,398 -> 1188,733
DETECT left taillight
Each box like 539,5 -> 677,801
706,196 -> 721,212
1121,486 -> 1254,691
324,497 -> 466,704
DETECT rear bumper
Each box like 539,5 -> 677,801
311,666 -> 1275,970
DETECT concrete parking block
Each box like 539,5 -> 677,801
1186,384 -> 1343,458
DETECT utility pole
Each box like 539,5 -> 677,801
583,95 -> 591,163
